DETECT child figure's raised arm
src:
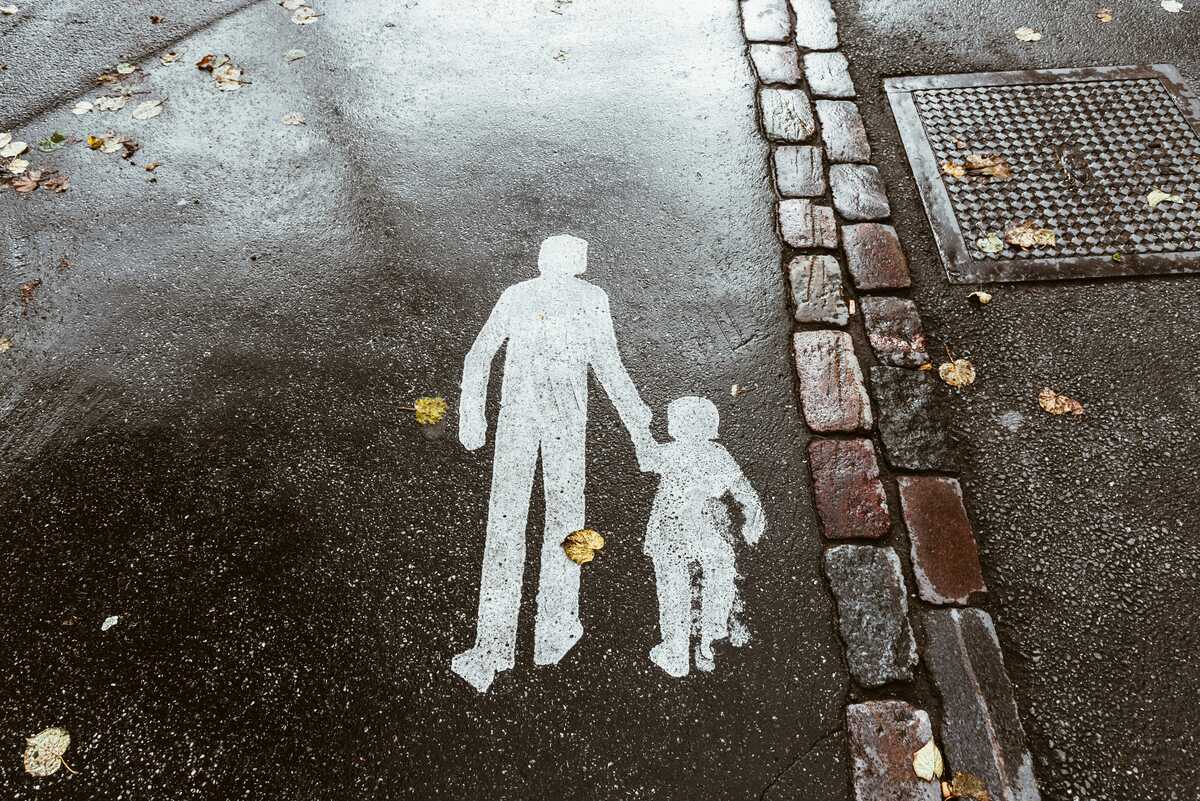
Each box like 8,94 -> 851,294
730,474 -> 765,546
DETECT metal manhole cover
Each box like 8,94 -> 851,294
886,65 -> 1200,283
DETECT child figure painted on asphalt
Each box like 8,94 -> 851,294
642,396 -> 765,678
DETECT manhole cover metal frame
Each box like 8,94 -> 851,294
886,64 -> 1200,284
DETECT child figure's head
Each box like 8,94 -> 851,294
667,396 -> 720,442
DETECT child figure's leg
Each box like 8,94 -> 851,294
696,546 -> 737,672
649,552 -> 691,678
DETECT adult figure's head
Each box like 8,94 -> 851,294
538,234 -> 588,277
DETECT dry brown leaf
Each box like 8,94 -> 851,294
40,174 -> 69,193
964,153 -> 1013,180
939,358 -> 976,388
562,529 -> 605,565
1096,6 -> 1114,22
23,727 -> 71,777
942,771 -> 991,801
1005,220 -> 1055,250
19,278 -> 41,312
144,161 -> 161,172
196,53 -> 217,71
212,57 -> 247,91
968,290 -> 993,305
1038,387 -> 1084,416
12,174 -> 38,192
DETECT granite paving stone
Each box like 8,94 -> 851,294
794,331 -> 873,432
817,100 -> 871,163
775,145 -> 825,196
925,609 -> 1043,801
870,366 -> 957,472
860,296 -> 930,368
741,0 -> 792,42
750,43 -> 802,84
842,223 -> 911,289
789,0 -> 839,50
824,546 -> 918,686
779,199 -> 838,249
789,255 -> 848,325
829,163 -> 890,220
846,701 -> 942,801
760,87 -> 816,141
804,51 -> 856,97
808,438 -> 891,540
899,476 -> 986,605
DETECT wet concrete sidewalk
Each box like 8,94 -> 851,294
1,1 -> 848,798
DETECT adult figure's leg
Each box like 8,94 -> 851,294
533,415 -> 587,665
452,409 -> 540,692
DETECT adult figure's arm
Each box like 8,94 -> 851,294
590,293 -> 652,444
459,290 -> 511,450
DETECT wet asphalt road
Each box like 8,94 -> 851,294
1,1 -> 849,799
841,1 -> 1200,799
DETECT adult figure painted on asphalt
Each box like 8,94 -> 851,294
453,234 -> 653,693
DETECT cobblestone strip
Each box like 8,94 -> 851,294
736,2 -> 1041,799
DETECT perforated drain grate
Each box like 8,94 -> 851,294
886,65 -> 1200,283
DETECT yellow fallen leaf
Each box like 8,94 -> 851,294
413,396 -> 447,425
942,161 -> 967,178
939,358 -> 976,388
562,529 -> 605,565
968,290 -> 993,305
912,739 -> 944,781
1038,387 -> 1083,416
1096,6 -> 1113,22
1147,189 -> 1183,208
0,336 -> 12,352
943,771 -> 991,801
23,727 -> 71,777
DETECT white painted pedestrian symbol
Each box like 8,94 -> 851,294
453,234 -> 654,693
642,397 -> 764,677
